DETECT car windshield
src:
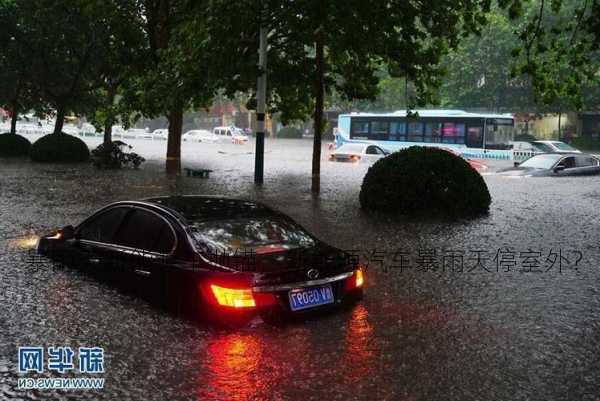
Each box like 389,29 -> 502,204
519,154 -> 563,169
189,217 -> 316,255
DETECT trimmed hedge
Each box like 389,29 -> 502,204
30,133 -> 90,162
0,133 -> 32,157
570,136 -> 600,151
277,126 -> 303,138
360,146 -> 491,217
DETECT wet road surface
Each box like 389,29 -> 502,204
1,137 -> 600,400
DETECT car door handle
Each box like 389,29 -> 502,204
134,269 -> 151,277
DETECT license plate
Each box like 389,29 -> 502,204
288,285 -> 334,311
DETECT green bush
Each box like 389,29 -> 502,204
0,133 -> 32,157
570,136 -> 600,151
91,140 -> 145,169
277,126 -> 303,138
30,133 -> 90,162
514,133 -> 537,142
359,146 -> 491,217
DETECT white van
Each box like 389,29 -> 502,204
213,126 -> 248,143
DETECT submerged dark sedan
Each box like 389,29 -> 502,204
498,153 -> 600,177
37,196 -> 364,323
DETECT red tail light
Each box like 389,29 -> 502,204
355,269 -> 364,288
346,268 -> 365,290
210,284 -> 256,308
350,155 -> 361,161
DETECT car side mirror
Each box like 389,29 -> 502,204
553,165 -> 566,173
62,225 -> 76,239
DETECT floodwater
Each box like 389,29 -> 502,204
1,136 -> 600,400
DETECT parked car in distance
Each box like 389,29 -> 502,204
124,128 -> 146,139
111,125 -> 126,139
138,129 -> 154,140
329,143 -> 390,163
182,129 -> 219,143
530,140 -> 581,154
498,153 -> 600,177
37,196 -> 364,325
152,129 -> 168,140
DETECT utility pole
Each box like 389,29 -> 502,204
254,11 -> 267,184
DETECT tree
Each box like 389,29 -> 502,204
120,0 -> 216,175
0,0 -> 41,135
13,0 -> 137,135
203,0 -> 505,193
512,0 -> 600,116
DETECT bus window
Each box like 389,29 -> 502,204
351,120 -> 369,139
407,122 -> 423,142
485,120 -> 513,149
370,121 -> 389,140
390,121 -> 406,141
442,122 -> 465,144
425,122 -> 442,143
466,126 -> 483,148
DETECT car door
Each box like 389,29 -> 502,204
110,208 -> 178,281
573,155 -> 600,175
553,156 -> 578,176
75,206 -> 131,271
364,145 -> 383,163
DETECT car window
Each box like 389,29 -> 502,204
576,155 -> 599,167
557,156 -> 576,169
189,217 -> 316,255
79,207 -> 130,243
365,146 -> 379,155
113,209 -> 175,253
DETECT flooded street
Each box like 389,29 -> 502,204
1,137 -> 600,400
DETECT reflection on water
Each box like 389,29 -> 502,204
201,334 -> 265,401
343,304 -> 376,381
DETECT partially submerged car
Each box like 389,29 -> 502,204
498,153 -> 600,177
530,140 -> 581,154
182,129 -> 219,143
37,196 -> 364,323
328,143 -> 389,163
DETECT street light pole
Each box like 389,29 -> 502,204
254,15 -> 267,184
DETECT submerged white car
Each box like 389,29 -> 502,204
531,140 -> 581,154
329,143 -> 390,163
182,129 -> 219,142
152,129 -> 168,140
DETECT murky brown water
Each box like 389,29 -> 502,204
1,137 -> 599,400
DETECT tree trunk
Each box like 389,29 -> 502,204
54,106 -> 66,135
311,0 -> 326,193
166,107 -> 183,175
103,119 -> 113,144
557,111 -> 562,141
10,99 -> 18,135
103,85 -> 117,144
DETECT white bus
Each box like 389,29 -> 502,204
335,109 -> 515,160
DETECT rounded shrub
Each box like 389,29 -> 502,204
277,126 -> 303,139
0,133 -> 32,157
30,133 -> 90,162
359,146 -> 491,217
91,140 -> 145,169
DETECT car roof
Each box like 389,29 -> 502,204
143,195 -> 275,222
